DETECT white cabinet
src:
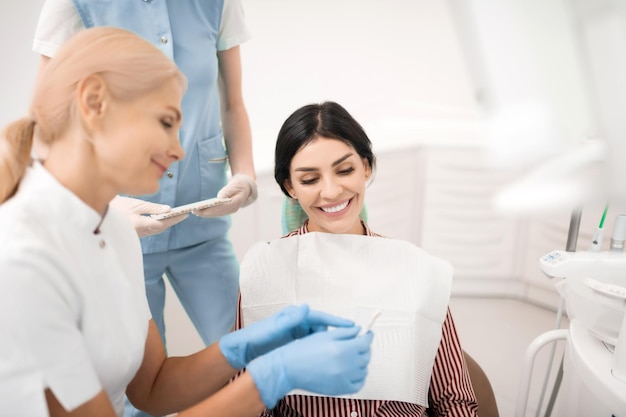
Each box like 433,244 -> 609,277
419,147 -> 524,297
364,147 -> 424,244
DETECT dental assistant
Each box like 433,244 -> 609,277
0,27 -> 373,417
33,0 -> 256,352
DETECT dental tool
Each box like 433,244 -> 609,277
589,204 -> 609,252
359,309 -> 382,336
150,197 -> 232,220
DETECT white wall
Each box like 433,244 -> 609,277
240,0 -> 481,171
0,0 -> 45,128
1,1 -> 480,168
447,0 -> 599,176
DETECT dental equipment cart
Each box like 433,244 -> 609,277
515,210 -> 626,417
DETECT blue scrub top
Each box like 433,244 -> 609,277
73,0 -> 230,254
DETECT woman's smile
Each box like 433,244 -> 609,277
318,198 -> 352,215
152,159 -> 168,175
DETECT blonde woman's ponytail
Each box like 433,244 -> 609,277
0,118 -> 35,203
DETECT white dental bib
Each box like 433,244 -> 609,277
239,232 -> 453,406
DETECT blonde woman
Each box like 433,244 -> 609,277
0,28 -> 373,417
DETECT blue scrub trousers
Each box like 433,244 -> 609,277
124,237 -> 240,417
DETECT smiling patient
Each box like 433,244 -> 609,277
235,101 -> 479,417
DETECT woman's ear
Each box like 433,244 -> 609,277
363,158 -> 372,180
284,179 -> 296,199
76,74 -> 108,132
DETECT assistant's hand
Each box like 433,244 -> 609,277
192,174 -> 257,217
219,305 -> 354,370
110,195 -> 188,238
247,326 -> 374,408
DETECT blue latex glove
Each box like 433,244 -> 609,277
219,304 -> 354,370
247,326 -> 374,408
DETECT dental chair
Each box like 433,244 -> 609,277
281,197 -> 499,417
464,351 -> 499,417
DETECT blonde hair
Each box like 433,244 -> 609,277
0,26 -> 187,203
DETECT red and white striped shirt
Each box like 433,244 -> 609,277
237,221 -> 478,417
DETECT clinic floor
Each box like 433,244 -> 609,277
164,287 -> 568,417
449,297 -> 569,417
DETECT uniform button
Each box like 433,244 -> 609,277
161,36 -> 168,44
350,412 -> 358,417
99,240 -> 106,249
167,172 -> 173,178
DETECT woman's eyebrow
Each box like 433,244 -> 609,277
294,152 -> 354,172
332,153 -> 353,167
294,166 -> 318,172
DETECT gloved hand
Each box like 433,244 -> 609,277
219,304 -> 354,370
247,326 -> 374,408
192,174 -> 257,217
110,195 -> 188,238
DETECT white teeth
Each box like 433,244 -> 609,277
321,201 -> 349,213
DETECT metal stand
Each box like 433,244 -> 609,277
515,207 -> 583,417
540,207 -> 583,417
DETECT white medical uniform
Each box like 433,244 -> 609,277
0,162 -> 151,416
